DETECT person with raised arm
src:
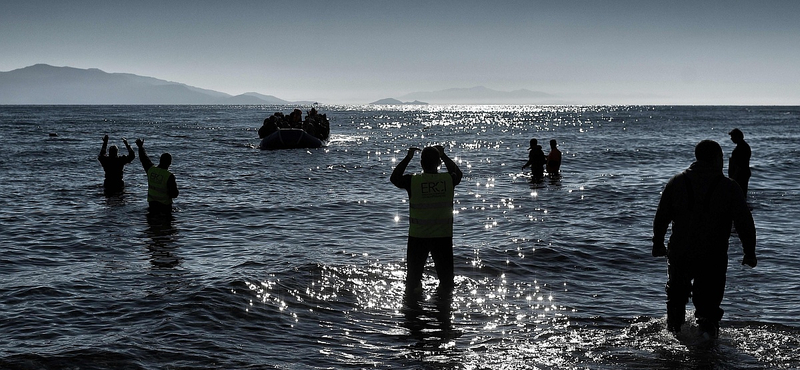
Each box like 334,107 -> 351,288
391,145 -> 463,296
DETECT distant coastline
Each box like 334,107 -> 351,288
369,98 -> 428,105
1,64 -> 566,106
0,64 -> 313,106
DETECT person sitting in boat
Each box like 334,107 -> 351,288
259,116 -> 279,138
289,109 -> 303,129
303,119 -> 318,138
304,109 -> 330,141
271,112 -> 287,129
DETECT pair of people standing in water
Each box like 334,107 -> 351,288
98,136 -> 179,214
522,138 -> 561,181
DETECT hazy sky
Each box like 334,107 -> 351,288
2,1 -> 799,104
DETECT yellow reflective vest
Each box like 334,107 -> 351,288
408,173 -> 454,238
147,167 -> 172,205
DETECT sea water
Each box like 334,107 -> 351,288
0,105 -> 798,369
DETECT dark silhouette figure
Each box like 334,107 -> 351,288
135,139 -> 179,215
546,139 -> 562,176
97,135 -> 135,195
391,146 -> 463,295
258,115 -> 280,138
652,140 -> 756,339
728,128 -> 751,197
522,138 -> 546,181
258,108 -> 330,142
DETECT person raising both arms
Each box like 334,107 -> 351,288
391,145 -> 463,296
98,135 -> 135,195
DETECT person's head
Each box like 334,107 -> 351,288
159,153 -> 172,169
108,145 -> 118,157
529,138 -> 538,149
420,147 -> 441,173
549,139 -> 557,148
695,140 -> 723,168
729,128 -> 744,143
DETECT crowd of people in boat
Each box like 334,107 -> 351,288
258,108 -> 330,142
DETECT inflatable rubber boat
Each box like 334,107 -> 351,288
259,129 -> 325,150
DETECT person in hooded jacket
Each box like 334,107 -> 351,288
652,139 -> 756,339
522,138 -> 546,181
98,135 -> 135,195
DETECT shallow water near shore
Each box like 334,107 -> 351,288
1,105 -> 799,369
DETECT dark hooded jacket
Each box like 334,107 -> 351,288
653,160 -> 755,261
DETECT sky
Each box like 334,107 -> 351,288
2,0 -> 799,105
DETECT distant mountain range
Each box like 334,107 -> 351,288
369,98 -> 429,105
1,64 -> 565,105
381,86 -> 560,105
0,64 -> 313,105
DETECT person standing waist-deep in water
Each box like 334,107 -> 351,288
135,138 -> 179,214
546,139 -> 562,176
98,135 -> 135,195
522,138 -> 546,181
728,128 -> 751,197
652,139 -> 756,339
391,145 -> 463,295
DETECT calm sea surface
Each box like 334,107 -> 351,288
1,105 -> 798,369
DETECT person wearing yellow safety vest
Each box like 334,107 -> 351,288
391,145 -> 462,296
135,138 -> 179,214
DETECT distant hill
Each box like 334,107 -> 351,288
393,86 -> 559,105
369,98 -> 429,105
0,64 -> 309,105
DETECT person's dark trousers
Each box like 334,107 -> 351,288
666,255 -> 727,333
405,236 -> 454,293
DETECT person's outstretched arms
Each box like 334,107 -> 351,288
98,134 -> 109,160
135,138 -> 153,171
390,147 -> 418,188
122,138 -> 135,162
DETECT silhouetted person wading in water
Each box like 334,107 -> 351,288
728,128 -> 751,197
391,145 -> 463,296
135,139 -> 179,215
98,135 -> 135,195
652,139 -> 756,339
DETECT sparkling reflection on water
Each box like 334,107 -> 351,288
0,105 -> 799,369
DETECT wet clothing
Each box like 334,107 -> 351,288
728,140 -> 751,195
138,147 -> 178,214
546,148 -> 562,175
405,236 -> 454,292
147,167 -> 173,206
653,160 -> 756,331
98,145 -> 135,193
391,153 -> 463,293
523,145 -> 547,180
